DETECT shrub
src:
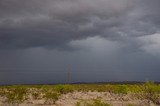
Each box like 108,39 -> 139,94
54,84 -> 74,94
5,87 -> 28,103
32,92 -> 40,99
143,81 -> 160,104
112,85 -> 128,94
76,98 -> 111,106
127,103 -> 135,106
76,101 -> 81,106
43,92 -> 60,103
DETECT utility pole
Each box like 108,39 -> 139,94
67,67 -> 71,84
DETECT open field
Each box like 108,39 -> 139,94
0,81 -> 160,106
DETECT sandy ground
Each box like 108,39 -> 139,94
0,91 -> 159,106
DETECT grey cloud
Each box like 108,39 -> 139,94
1,0 -> 157,49
0,0 -> 160,84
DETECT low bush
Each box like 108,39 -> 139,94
127,103 -> 136,106
112,85 -> 129,94
54,84 -> 74,94
76,98 -> 111,106
143,81 -> 160,104
43,92 -> 60,103
5,87 -> 28,103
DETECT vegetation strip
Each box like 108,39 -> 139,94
0,81 -> 159,105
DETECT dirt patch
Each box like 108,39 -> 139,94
0,91 -> 159,106
55,91 -> 158,106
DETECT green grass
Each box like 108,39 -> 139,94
0,82 -> 159,104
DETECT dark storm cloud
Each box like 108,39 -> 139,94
0,0 -> 160,84
0,0 -> 159,49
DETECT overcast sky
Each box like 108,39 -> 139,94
0,0 -> 160,84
